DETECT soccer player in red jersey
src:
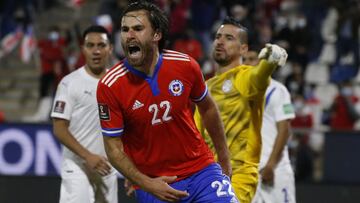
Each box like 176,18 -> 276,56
96,1 -> 237,203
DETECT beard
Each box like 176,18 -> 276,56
126,52 -> 143,67
213,52 -> 231,66
124,41 -> 155,68
86,63 -> 106,76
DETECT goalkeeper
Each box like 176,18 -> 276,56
194,16 -> 287,203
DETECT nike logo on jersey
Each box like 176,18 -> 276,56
84,90 -> 92,96
61,81 -> 68,87
132,100 -> 144,110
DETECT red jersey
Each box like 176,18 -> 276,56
97,50 -> 214,179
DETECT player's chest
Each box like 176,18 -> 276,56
119,75 -> 191,124
209,78 -> 247,109
73,82 -> 98,108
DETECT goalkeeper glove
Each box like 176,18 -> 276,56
258,43 -> 288,67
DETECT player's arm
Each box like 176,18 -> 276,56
196,93 -> 232,177
103,136 -> 189,202
251,44 -> 288,89
261,119 -> 291,185
52,118 -> 111,176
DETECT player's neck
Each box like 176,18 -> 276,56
84,65 -> 106,79
136,49 -> 159,77
217,60 -> 240,74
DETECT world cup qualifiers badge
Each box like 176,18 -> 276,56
169,80 -> 184,96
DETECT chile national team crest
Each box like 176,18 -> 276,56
168,80 -> 184,96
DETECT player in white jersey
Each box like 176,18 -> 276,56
51,25 -> 118,203
244,50 -> 296,203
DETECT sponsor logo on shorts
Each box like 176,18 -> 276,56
54,101 -> 66,113
98,104 -> 110,121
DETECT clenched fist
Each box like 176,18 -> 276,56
258,43 -> 288,67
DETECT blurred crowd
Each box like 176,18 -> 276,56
1,0 -> 360,182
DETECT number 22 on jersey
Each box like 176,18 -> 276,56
148,100 -> 172,125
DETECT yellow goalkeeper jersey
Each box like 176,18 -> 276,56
195,61 -> 273,175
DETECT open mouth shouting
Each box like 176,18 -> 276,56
127,43 -> 142,62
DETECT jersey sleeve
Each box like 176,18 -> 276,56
234,65 -> 267,100
270,84 -> 295,122
50,77 -> 73,120
189,58 -> 208,102
96,82 -> 124,137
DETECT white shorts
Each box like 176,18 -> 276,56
252,168 -> 296,203
59,158 -> 118,203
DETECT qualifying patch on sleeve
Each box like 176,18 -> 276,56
98,104 -> 110,121
283,104 -> 294,114
53,101 -> 66,113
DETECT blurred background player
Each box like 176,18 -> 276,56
51,25 -> 118,203
96,1 -> 236,203
243,50 -> 297,203
194,17 -> 288,203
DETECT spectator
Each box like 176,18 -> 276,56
191,0 -> 221,57
22,26 -> 69,122
172,28 -> 203,63
0,110 -> 4,123
0,0 -> 34,58
328,81 -> 360,130
167,0 -> 191,47
285,62 -> 305,97
273,0 -> 312,68
290,94 -> 314,182
38,26 -> 69,98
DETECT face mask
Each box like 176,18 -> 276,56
341,87 -> 353,96
281,1 -> 297,12
276,16 -> 287,28
294,100 -> 304,112
48,31 -> 59,41
297,18 -> 307,28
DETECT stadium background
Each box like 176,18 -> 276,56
0,0 -> 360,202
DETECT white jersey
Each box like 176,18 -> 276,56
252,79 -> 296,203
51,67 -> 107,164
51,66 -> 118,203
260,79 -> 295,172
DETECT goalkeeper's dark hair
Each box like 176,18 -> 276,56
82,25 -> 111,42
122,1 -> 169,51
221,16 -> 248,44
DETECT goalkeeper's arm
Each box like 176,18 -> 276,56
251,43 -> 288,89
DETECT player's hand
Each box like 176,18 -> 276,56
260,164 -> 275,186
218,158 -> 232,178
84,153 -> 111,176
124,178 -> 136,196
258,43 -> 288,67
143,176 -> 189,202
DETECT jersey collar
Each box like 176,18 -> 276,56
123,54 -> 163,96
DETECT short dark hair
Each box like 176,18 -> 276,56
221,17 -> 248,44
82,25 -> 111,42
122,1 -> 169,51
